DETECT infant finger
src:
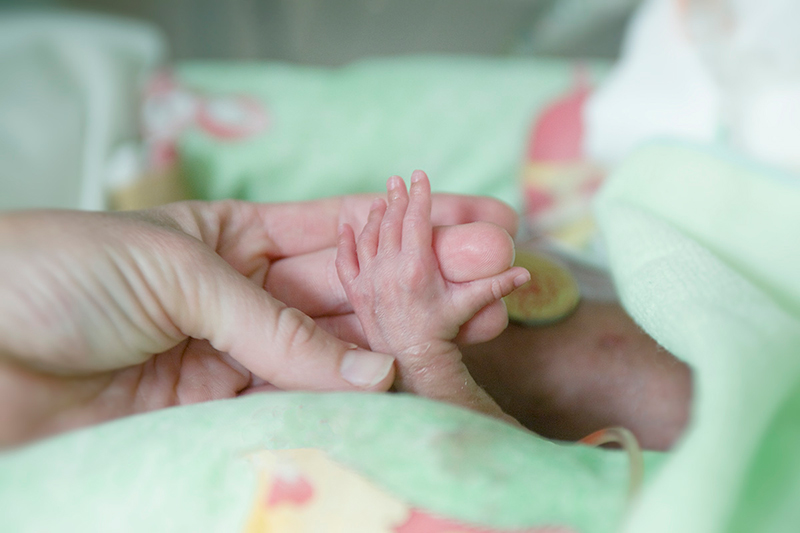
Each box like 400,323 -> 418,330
357,199 -> 386,265
455,300 -> 510,345
338,193 -> 518,239
335,223 -> 360,286
379,175 -> 409,252
451,267 -> 531,323
402,170 -> 433,252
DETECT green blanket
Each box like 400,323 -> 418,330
596,142 -> 800,533
175,56 -> 606,209
0,393 -> 644,532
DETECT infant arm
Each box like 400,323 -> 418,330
335,171 -> 529,421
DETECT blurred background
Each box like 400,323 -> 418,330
2,0 -> 799,261
5,0 -> 638,63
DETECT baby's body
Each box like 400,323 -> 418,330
462,301 -> 691,450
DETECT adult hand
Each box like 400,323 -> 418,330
0,188 -> 518,446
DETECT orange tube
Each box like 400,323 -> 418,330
579,427 -> 644,503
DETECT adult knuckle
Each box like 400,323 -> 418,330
491,279 -> 504,301
274,305 -> 319,355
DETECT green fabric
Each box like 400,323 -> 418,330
594,142 -> 800,533
0,392 -> 655,532
176,56 -> 608,210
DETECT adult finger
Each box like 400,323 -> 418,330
314,314 -> 367,347
267,222 -> 516,316
432,222 -> 516,282
197,194 -> 519,259
153,243 -> 397,392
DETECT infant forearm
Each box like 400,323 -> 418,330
394,341 -> 516,424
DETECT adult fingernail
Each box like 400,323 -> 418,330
340,350 -> 395,387
514,271 -> 531,288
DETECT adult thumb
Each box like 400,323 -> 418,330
163,246 -> 396,392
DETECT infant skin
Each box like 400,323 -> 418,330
462,302 -> 692,451
336,171 -> 530,423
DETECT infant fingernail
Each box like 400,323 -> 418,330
340,350 -> 395,388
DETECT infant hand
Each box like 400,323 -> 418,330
335,171 -> 529,398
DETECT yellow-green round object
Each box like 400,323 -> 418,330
504,250 -> 581,325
